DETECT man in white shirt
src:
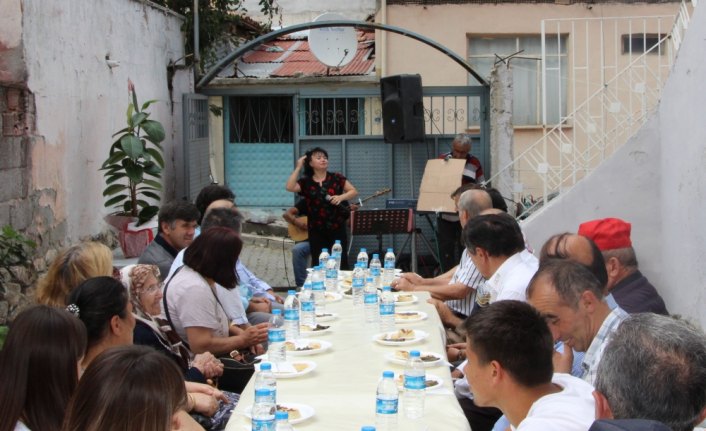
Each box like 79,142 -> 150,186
463,300 -> 596,431
463,211 -> 538,303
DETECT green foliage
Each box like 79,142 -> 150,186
101,82 -> 165,225
0,225 -> 37,270
152,0 -> 281,69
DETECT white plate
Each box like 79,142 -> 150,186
394,310 -> 428,323
384,350 -> 444,367
394,373 -> 444,391
394,293 -> 418,306
373,329 -> 428,346
284,339 -> 332,356
244,402 -> 315,425
324,292 -> 343,302
255,360 -> 317,378
315,312 -> 338,322
300,324 -> 332,335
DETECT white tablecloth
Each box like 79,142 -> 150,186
226,291 -> 471,430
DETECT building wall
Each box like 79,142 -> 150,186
522,2 -> 706,327
241,0 -> 378,26
1,0 -> 192,248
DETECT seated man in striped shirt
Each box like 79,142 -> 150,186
392,188 -> 492,330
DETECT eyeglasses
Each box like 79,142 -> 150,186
140,283 -> 163,295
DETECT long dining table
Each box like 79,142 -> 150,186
225,288 -> 472,430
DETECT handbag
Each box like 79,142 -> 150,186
162,266 -> 259,394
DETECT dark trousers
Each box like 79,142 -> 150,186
438,217 -> 463,272
457,396 -> 503,431
309,224 -> 350,270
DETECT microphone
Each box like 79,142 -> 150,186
444,153 -> 453,161
325,194 -> 351,212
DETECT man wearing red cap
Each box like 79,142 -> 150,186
578,218 -> 668,315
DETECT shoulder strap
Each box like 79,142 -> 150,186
161,265 -> 190,350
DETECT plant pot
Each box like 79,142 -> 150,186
104,215 -> 154,258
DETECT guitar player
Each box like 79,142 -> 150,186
282,199 -> 311,287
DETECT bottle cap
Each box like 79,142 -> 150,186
383,286 -> 391,292
322,248 -> 329,252
275,411 -> 289,420
260,362 -> 272,371
387,248 -> 393,252
410,350 -> 421,358
361,248 -> 367,252
273,309 -> 281,315
335,239 -> 341,244
383,370 -> 394,378
373,254 -> 379,258
362,427 -> 376,431
288,290 -> 296,295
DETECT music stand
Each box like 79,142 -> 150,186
349,209 -> 413,257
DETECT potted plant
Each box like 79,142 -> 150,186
101,80 -> 165,257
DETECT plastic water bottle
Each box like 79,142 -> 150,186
352,263 -> 366,307
283,290 -> 300,340
379,286 -> 396,333
357,248 -> 369,268
311,265 -> 326,314
300,282 -> 316,327
364,277 -> 379,326
254,362 -> 277,404
325,255 -> 338,292
375,371 -> 399,431
403,350 -> 426,419
383,248 -> 396,287
275,411 -> 294,431
332,239 -> 343,270
268,310 -> 286,364
370,254 -> 382,288
252,388 -> 276,431
319,248 -> 330,267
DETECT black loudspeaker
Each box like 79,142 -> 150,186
380,74 -> 425,143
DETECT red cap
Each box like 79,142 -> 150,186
578,218 -> 632,251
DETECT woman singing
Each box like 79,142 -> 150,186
286,147 -> 357,270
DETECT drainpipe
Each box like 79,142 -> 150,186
194,0 -> 200,75
381,0 -> 387,77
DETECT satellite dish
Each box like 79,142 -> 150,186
309,13 -> 358,68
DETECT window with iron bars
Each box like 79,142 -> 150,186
300,97 -> 364,136
228,96 -> 293,143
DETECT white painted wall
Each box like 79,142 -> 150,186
241,0 -> 377,26
522,3 -> 706,326
21,0 -> 192,241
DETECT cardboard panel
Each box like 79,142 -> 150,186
417,159 -> 465,213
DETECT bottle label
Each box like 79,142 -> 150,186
376,397 -> 399,415
380,302 -> 395,316
312,281 -> 325,291
301,301 -> 315,312
364,293 -> 378,304
326,268 -> 337,279
255,388 -> 276,404
371,267 -> 381,276
384,261 -> 395,269
284,309 -> 299,321
268,328 -> 285,343
404,374 -> 426,390
252,418 -> 275,431
352,278 -> 365,288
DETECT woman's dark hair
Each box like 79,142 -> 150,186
194,184 -> 236,224
302,147 -> 328,177
67,276 -> 129,348
0,305 -> 86,431
184,226 -> 243,289
62,345 -> 186,431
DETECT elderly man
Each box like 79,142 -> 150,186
138,200 -> 199,280
437,134 -> 486,271
578,217 -> 668,315
527,259 -> 628,385
539,232 -> 608,287
393,189 -> 492,329
463,212 -> 538,303
593,313 -> 706,431
463,300 -> 596,431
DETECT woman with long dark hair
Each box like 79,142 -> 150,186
62,345 -> 204,431
285,147 -> 358,269
0,305 -> 86,431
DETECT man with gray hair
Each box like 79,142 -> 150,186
437,134 -> 486,271
593,313 -> 706,431
393,189 -> 492,328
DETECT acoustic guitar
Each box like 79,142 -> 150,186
287,188 -> 392,242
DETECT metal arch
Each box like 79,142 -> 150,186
197,20 -> 488,89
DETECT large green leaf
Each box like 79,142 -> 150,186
136,199 -> 150,208
103,184 -> 126,196
123,160 -> 143,183
143,162 -> 162,177
120,135 -> 143,159
141,99 -> 158,111
104,194 -> 128,207
111,127 -> 130,137
126,104 -> 134,127
137,206 -> 160,225
105,173 -> 127,184
142,120 -> 165,143
131,112 -> 148,128
145,148 -> 164,168
102,150 -> 126,168
140,190 -> 161,200
143,179 -> 162,189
